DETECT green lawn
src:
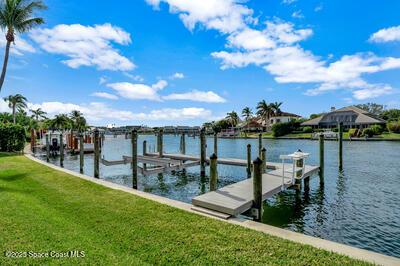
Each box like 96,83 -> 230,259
0,154 -> 369,265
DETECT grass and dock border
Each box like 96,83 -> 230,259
3,150 -> 396,265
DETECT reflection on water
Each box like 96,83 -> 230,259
37,135 -> 400,258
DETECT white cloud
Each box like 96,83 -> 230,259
27,101 -> 211,122
292,10 -> 304,19
106,80 -> 168,101
123,72 -> 144,82
147,1 -> 400,100
163,90 -> 226,103
314,4 -> 323,12
145,0 -> 254,34
0,30 -> 35,56
0,98 -> 10,112
30,23 -> 135,71
282,0 -> 297,4
91,92 -> 118,100
170,72 -> 185,79
370,26 -> 400,43
99,76 -> 108,85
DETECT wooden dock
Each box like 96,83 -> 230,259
192,164 -> 319,217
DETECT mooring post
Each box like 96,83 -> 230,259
79,133 -> 84,174
143,140 -> 147,171
30,129 -> 35,153
200,128 -> 206,177
94,129 -> 100,178
246,144 -> 252,178
180,133 -> 186,154
319,133 -> 325,184
261,147 -> 267,173
131,129 -> 138,189
258,133 -> 262,156
46,134 -> 50,162
338,122 -> 343,170
213,132 -> 218,157
59,133 -> 64,167
210,153 -> 218,191
157,129 -> 164,157
252,157 -> 263,222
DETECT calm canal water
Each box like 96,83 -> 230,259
38,135 -> 400,258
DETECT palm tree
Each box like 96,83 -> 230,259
226,111 -> 239,127
256,100 -> 273,128
4,93 -> 27,123
30,108 -> 46,121
241,107 -> 253,134
69,110 -> 87,133
0,0 -> 46,93
270,102 -> 283,116
49,114 -> 72,131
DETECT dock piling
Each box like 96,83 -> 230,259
213,132 -> 218,156
258,133 -> 262,156
210,153 -> 218,191
131,130 -> 138,189
338,122 -> 343,170
261,147 -> 266,173
59,134 -> 64,167
246,144 -> 251,178
180,133 -> 186,154
252,157 -> 263,222
79,134 -> 84,173
157,129 -> 164,157
200,128 -> 206,177
46,134 -> 50,162
94,129 -> 100,178
319,134 -> 325,184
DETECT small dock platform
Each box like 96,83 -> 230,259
192,164 -> 319,217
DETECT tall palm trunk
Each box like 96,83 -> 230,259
0,40 -> 11,93
12,105 -> 16,124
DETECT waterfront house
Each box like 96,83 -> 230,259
269,112 -> 301,126
301,106 -> 386,129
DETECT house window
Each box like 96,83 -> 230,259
277,119 -> 281,123
271,119 -> 274,124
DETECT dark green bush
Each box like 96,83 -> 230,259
369,125 -> 384,135
0,123 -> 26,152
302,126 -> 313,133
387,121 -> 400,133
362,128 -> 374,138
348,128 -> 358,137
272,120 -> 302,137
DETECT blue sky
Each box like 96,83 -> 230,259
1,0 -> 400,126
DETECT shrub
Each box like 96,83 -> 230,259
272,120 -> 302,137
362,128 -> 374,138
369,125 -> 384,135
348,128 -> 357,137
387,121 -> 400,133
0,123 -> 26,152
302,126 -> 313,133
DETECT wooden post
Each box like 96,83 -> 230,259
252,157 -> 263,222
131,130 -> 138,189
200,128 -> 206,177
213,132 -> 218,157
143,140 -> 147,171
94,129 -> 100,178
157,129 -> 163,157
261,147 -> 266,173
338,122 -> 343,170
319,134 -> 324,184
258,133 -> 262,156
209,153 -> 218,191
79,134 -> 84,174
180,133 -> 186,154
246,144 -> 252,178
46,134 -> 50,162
59,134 -> 64,167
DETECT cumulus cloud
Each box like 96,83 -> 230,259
147,1 -> 400,100
91,92 -> 118,100
27,101 -> 211,122
30,23 -> 135,71
170,72 -> 185,79
163,90 -> 226,103
370,26 -> 400,43
106,80 -> 168,101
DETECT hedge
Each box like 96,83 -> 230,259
0,123 -> 26,152
272,120 -> 302,137
387,121 -> 400,133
